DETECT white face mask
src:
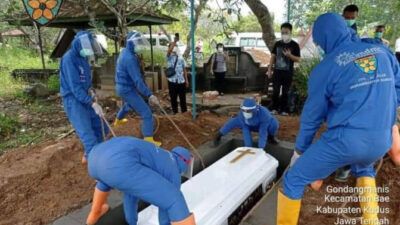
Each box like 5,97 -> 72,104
282,34 -> 291,43
218,47 -> 223,53
243,112 -> 253,119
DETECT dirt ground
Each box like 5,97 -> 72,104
0,111 -> 229,225
0,110 -> 399,225
299,160 -> 400,225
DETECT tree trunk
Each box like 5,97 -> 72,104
183,0 -> 208,58
243,0 -> 276,50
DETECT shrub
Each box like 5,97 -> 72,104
293,57 -> 321,100
0,113 -> 19,139
289,57 -> 321,113
140,49 -> 167,68
47,75 -> 60,93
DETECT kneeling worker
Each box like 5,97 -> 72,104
214,98 -> 279,149
85,137 -> 196,225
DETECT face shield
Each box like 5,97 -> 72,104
78,34 -> 104,65
127,33 -> 150,54
241,105 -> 256,119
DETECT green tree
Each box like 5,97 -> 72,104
231,13 -> 261,32
287,0 -> 400,46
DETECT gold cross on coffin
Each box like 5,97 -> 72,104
230,149 -> 256,163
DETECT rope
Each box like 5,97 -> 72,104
156,102 -> 206,169
154,115 -> 160,135
90,89 -> 116,138
99,114 -> 117,137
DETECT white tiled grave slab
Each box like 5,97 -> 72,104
138,147 -> 279,225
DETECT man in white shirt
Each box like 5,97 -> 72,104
396,37 -> 400,63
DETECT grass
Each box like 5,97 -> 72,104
46,75 -> 60,93
0,45 -> 59,98
141,49 -> 168,68
0,132 -> 43,153
0,45 -> 61,152
0,70 -> 25,97
0,113 -> 20,139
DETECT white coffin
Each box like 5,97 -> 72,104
137,147 -> 279,225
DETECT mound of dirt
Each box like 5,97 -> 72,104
299,160 -> 400,225
0,138 -> 93,225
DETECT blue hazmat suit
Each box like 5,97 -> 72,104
361,37 -> 384,45
115,34 -> 154,137
60,31 -> 108,158
219,105 -> 279,149
88,137 -> 191,225
283,13 -> 400,199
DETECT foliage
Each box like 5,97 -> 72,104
140,49 -> 167,67
47,75 -> 60,93
0,129 -> 44,152
0,46 -> 59,97
230,13 -> 261,32
293,57 -> 321,100
0,113 -> 19,139
287,0 -> 400,46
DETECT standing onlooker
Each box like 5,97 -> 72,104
167,42 -> 189,114
342,4 -> 359,33
361,25 -> 390,46
210,43 -> 228,96
267,22 -> 301,116
396,37 -> 400,63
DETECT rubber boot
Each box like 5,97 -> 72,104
144,136 -> 162,146
356,177 -> 380,225
171,213 -> 196,225
113,118 -> 128,127
310,180 -> 323,191
389,124 -> 400,166
86,188 -> 110,225
277,190 -> 301,225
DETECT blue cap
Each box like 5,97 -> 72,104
241,98 -> 257,110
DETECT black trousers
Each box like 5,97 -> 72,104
168,81 -> 187,114
272,70 -> 293,113
214,72 -> 225,94
396,53 -> 400,64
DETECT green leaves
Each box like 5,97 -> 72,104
287,0 -> 400,45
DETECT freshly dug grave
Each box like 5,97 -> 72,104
0,112 -> 372,225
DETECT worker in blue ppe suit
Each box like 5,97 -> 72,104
214,98 -> 279,149
60,31 -> 109,164
336,27 -> 394,183
85,137 -> 196,225
114,32 -> 161,146
277,13 -> 400,225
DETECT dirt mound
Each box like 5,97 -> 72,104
0,138 -> 93,225
114,111 -> 228,150
299,160 -> 400,225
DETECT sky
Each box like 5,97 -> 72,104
208,0 -> 287,23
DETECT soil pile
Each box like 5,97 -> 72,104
299,160 -> 400,225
